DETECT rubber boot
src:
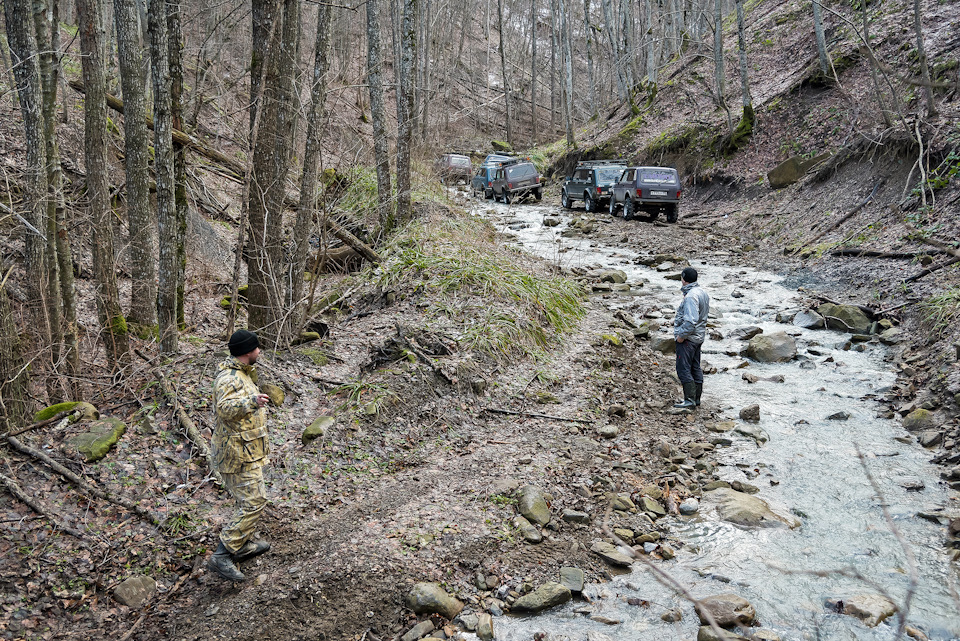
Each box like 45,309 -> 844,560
232,540 -> 271,563
673,382 -> 698,409
695,383 -> 703,407
208,541 -> 245,581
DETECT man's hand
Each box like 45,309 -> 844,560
253,393 -> 270,407
676,336 -> 685,343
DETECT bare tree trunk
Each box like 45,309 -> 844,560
530,0 -> 537,143
419,0 -> 432,141
496,0 -> 512,146
912,0 -> 936,117
288,1 -> 331,341
735,0 -> 750,110
601,0 -> 626,100
114,0 -> 156,330
0,287 -> 31,431
811,0 -> 829,76
713,0 -> 731,132
550,0 -> 557,126
583,0 -> 597,118
367,0 -> 393,231
396,0 -> 416,221
861,0 -> 892,127
76,0 -> 130,369
645,0 -> 656,83
559,0 -> 575,146
167,0 -> 186,331
619,0 -> 635,95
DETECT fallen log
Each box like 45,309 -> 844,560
903,225 -> 960,282
905,256 -> 960,283
828,249 -> 945,259
482,407 -> 593,424
0,471 -> 85,538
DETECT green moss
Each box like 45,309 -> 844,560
34,401 -> 82,422
601,333 -> 623,347
726,104 -> 755,153
491,140 -> 513,152
645,123 -> 706,156
129,322 -> 158,340
300,347 -> 330,366
110,314 -> 128,336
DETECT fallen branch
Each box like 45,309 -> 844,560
0,471 -> 85,538
904,255 -> 960,283
794,180 -> 884,254
5,435 -> 162,526
0,406 -> 83,439
828,249 -> 944,259
135,349 -> 222,487
481,407 -> 593,424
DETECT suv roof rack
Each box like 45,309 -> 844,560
576,159 -> 627,167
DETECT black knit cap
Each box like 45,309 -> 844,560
228,329 -> 259,356
681,266 -> 698,283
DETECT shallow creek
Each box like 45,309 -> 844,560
475,200 -> 960,641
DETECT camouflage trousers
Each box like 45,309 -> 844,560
219,466 -> 267,553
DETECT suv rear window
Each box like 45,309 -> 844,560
449,156 -> 471,167
507,164 -> 536,178
596,168 -> 622,182
640,169 -> 676,183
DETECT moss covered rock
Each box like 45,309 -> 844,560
903,408 -> 938,432
34,401 -> 99,423
261,383 -> 285,406
302,416 -> 334,445
68,417 -> 126,462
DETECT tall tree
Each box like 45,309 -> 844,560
76,0 -> 131,369
0,286 -> 30,430
114,0 -> 156,330
366,0 -> 393,231
288,1 -> 332,340
583,0 -> 597,119
167,0 -> 187,330
495,0 -> 513,146
912,0 -> 936,117
735,0 -> 751,113
529,0 -> 537,143
645,0 -> 656,84
559,0 -> 575,146
811,0 -> 829,77
713,0 -> 732,132
861,0 -> 892,127
396,0 -> 416,221
601,0 -> 627,100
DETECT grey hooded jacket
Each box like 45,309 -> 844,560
673,282 -> 710,345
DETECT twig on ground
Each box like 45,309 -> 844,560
481,407 -> 593,424
0,471 -> 85,538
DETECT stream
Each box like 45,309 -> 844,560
474,198 -> 960,641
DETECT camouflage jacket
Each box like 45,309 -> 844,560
211,357 -> 269,473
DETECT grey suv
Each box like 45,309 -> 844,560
491,160 -> 543,204
561,160 -> 627,213
609,166 -> 681,223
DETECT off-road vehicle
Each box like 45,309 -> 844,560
471,154 -> 513,199
490,159 -> 543,204
561,160 -> 627,212
608,166 -> 681,223
435,153 -> 472,184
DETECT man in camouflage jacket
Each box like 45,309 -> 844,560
208,329 -> 272,581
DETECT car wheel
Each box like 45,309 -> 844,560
609,197 -> 618,216
624,199 -> 634,221
666,204 -> 679,223
534,188 -> 542,201
584,192 -> 594,213
503,192 -> 512,205
484,189 -> 493,200
561,190 -> 571,209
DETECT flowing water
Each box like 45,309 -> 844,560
473,198 -> 960,641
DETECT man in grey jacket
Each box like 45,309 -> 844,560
673,267 -> 710,409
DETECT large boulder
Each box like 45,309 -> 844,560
559,567 -> 585,593
745,332 -> 797,363
650,335 -> 677,354
511,582 -> 571,613
34,401 -> 99,423
694,593 -> 756,627
598,269 -> 628,284
704,488 -> 800,528
830,594 -> 897,627
406,583 -> 463,619
302,416 -> 334,445
67,417 -> 126,462
817,303 -> 872,334
113,575 -> 156,608
902,408 -> 939,432
793,310 -> 825,329
517,485 -> 551,525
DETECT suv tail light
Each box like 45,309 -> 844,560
596,186 -> 602,194
488,181 -> 492,187
508,182 -> 513,189
677,190 -> 682,199
536,177 -> 540,183
636,188 -> 642,197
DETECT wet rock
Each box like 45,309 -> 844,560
640,496 -> 666,517
730,481 -> 759,494
260,383 -> 285,406
679,498 -> 700,514
543,216 -> 561,227
586,632 -> 616,641
817,303 -> 872,334
729,326 -> 763,340
903,409 -> 939,432
918,431 -> 942,448
559,567 -> 585,593
702,480 -> 731,490
456,613 -> 478,631
113,575 -> 156,608
590,541 -> 634,567
705,488 -> 800,528
599,269 -> 628,284
518,485 -> 551,525
745,332 -> 797,362
513,515 -> 542,543
659,544 -> 676,559
561,509 -> 590,523
650,335 -> 677,354
799,361 -> 817,370
708,421 -> 736,433
476,613 -> 494,641
598,425 -> 620,439
739,405 -> 761,422
896,476 -> 924,491
752,630 -> 782,641
302,416 -> 334,445
511,582 -> 571,613
590,615 -> 621,625
879,328 -> 903,344
401,620 -> 435,641
697,627 -> 750,641
793,309 -> 825,329
738,423 -> 769,445
695,593 -> 756,627
406,583 -> 464,619
828,594 -> 897,627
67,417 -> 127,462
661,608 -> 682,622
827,411 -> 850,421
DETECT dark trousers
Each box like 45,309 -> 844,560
675,340 -> 703,385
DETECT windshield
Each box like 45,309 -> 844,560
507,164 -> 536,178
450,156 -> 471,167
596,168 -> 623,182
640,169 -> 676,184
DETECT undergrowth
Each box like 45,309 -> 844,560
919,287 -> 960,338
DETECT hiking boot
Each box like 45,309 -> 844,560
695,383 -> 703,406
208,541 -> 245,581
232,540 -> 271,563
672,382 -> 698,410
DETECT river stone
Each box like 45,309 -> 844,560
650,335 -> 677,354
730,326 -> 763,340
590,541 -> 634,566
517,485 -> 551,525
709,421 -> 736,433
406,583 -> 464,619
702,480 -> 731,490
476,613 -> 494,641
661,608 -> 682,622
739,404 -> 761,422
833,594 -> 897,627
610,494 -> 636,511
679,498 -> 700,514
879,327 -> 903,344
705,488 -> 800,528
511,582 -> 571,612
260,383 -> 285,406
68,417 -> 127,462
562,509 -> 590,523
456,613 -> 478,631
827,411 -> 851,421
697,627 -> 750,641
598,425 -> 620,439
918,431 -> 942,448
599,269 -> 628,284
513,515 -> 542,543
793,310 -> 825,329
559,567 -> 585,593
640,496 -> 666,516
113,575 -> 156,608
752,630 -> 781,641
817,303 -> 872,333
695,593 -> 756,627
903,408 -> 939,432
401,620 -> 435,641
543,216 -> 561,227
745,332 -> 797,362
302,416 -> 334,445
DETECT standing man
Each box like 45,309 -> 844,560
673,267 -> 710,410
208,329 -> 272,581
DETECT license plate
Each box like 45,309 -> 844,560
651,190 -> 668,196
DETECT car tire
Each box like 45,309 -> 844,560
503,192 -> 511,205
666,204 -> 679,223
609,197 -> 619,216
534,188 -> 542,201
485,189 -> 493,200
648,208 -> 659,222
584,192 -> 595,213
561,190 -> 571,209
624,199 -> 634,221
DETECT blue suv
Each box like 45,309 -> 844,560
471,154 -> 513,199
